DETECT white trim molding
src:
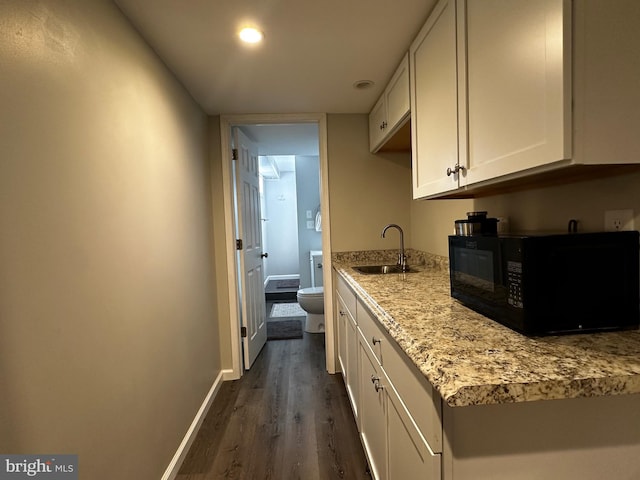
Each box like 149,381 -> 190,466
219,113 -> 334,377
161,370 -> 226,480
264,273 -> 300,287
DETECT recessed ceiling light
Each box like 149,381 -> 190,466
239,27 -> 264,44
353,80 -> 375,90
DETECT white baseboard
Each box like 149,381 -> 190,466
222,368 -> 240,381
161,370 -> 226,480
264,273 -> 300,287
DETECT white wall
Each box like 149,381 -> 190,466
0,1 -> 220,478
296,155 -> 322,288
263,171 -> 300,277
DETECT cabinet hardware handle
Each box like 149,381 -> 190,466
370,374 -> 384,392
260,252 -> 269,258
372,337 -> 381,345
339,310 -> 345,317
446,164 -> 466,177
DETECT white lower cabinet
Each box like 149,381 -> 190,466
356,298 -> 442,480
359,337 -> 387,480
441,394 -> 640,480
335,274 -> 359,422
337,293 -> 348,375
345,307 -> 359,421
387,380 -> 441,480
337,270 -> 640,479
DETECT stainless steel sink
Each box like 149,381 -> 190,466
352,264 -> 417,274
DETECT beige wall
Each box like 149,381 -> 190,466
410,171 -> 640,257
325,117 -> 640,260
327,114 -> 413,252
410,197 -> 474,256
0,1 -> 221,478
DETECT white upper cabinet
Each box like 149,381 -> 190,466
410,0 -> 460,198
368,96 -> 387,152
461,0 -> 571,187
385,55 -> 410,134
411,0 -> 571,199
369,54 -> 411,152
411,0 -> 640,199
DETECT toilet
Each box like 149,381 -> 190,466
297,286 -> 324,333
297,250 -> 325,333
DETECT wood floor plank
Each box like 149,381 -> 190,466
176,334 -> 369,480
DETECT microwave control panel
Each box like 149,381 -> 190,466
506,260 -> 523,308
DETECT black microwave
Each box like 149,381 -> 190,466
448,231 -> 640,335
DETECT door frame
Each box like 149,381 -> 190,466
220,113 -> 335,379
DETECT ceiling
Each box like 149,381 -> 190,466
114,0 -> 437,115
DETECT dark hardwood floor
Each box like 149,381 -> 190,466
176,333 -> 370,479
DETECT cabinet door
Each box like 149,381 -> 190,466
337,293 -> 348,377
461,0 -> 571,186
369,96 -> 387,152
410,0 -> 461,198
387,381 -> 442,480
359,336 -> 387,480
346,307 -> 359,422
385,53 -> 410,134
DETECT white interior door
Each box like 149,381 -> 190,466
234,127 -> 267,369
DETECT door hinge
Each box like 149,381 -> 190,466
232,148 -> 238,160
241,326 -> 247,337
236,239 -> 243,250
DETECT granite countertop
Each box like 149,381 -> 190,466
333,250 -> 640,407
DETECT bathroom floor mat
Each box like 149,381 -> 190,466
267,319 -> 303,340
270,302 -> 306,318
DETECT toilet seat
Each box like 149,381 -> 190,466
297,286 -> 323,298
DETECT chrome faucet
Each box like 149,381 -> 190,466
381,224 -> 407,272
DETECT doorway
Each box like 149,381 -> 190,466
220,114 -> 334,379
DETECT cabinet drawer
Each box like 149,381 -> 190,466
356,299 -> 385,365
336,274 -> 357,319
387,378 -> 442,479
383,337 -> 442,453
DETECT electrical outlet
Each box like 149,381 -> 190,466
604,209 -> 634,232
